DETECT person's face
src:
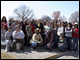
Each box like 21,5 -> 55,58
46,22 -> 49,26
29,22 -> 31,25
16,27 -> 20,31
8,28 -> 11,32
74,24 -> 78,28
68,24 -> 70,27
58,24 -> 61,27
38,20 -> 41,23
3,17 -> 6,21
54,24 -> 56,27
36,30 -> 39,34
15,21 -> 18,24
61,34 -> 64,38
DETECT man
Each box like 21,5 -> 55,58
10,25 -> 25,51
36,19 -> 45,45
29,28 -> 43,50
44,31 -> 54,52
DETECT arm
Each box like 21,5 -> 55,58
33,34 -> 40,43
49,34 -> 54,44
40,34 -> 43,42
21,31 -> 25,39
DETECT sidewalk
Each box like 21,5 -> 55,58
56,52 -> 79,59
1,45 -> 71,59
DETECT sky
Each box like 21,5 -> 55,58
1,1 -> 79,22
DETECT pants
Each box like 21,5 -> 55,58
58,44 -> 67,52
11,39 -> 24,50
46,42 -> 54,49
67,37 -> 72,50
72,37 -> 79,52
54,35 -> 57,48
27,36 -> 32,46
5,40 -> 11,51
30,40 -> 43,48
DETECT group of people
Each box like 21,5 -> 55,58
1,16 -> 79,53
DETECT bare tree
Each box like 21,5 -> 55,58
13,4 -> 35,21
69,11 -> 79,23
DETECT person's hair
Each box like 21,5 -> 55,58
67,23 -> 72,28
27,21 -> 31,25
1,16 -> 7,23
8,26 -> 12,29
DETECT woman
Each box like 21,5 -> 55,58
72,22 -> 79,53
44,22 -> 50,35
57,23 -> 63,38
52,23 -> 58,48
4,27 -> 13,52
65,23 -> 72,51
26,21 -> 33,46
1,25 -> 6,42
1,16 -> 8,30
58,33 -> 67,52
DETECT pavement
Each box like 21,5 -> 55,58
56,52 -> 79,59
1,45 -> 79,59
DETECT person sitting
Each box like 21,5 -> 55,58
44,31 -> 54,52
4,27 -> 13,52
58,33 -> 67,52
10,25 -> 25,52
29,28 -> 43,50
1,25 -> 6,42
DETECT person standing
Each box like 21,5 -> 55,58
26,21 -> 33,46
72,22 -> 79,53
1,16 -> 8,30
65,23 -> 72,51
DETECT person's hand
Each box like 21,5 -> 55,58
39,41 -> 42,44
28,34 -> 30,36
19,37 -> 21,39
48,43 -> 50,48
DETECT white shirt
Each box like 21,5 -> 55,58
13,30 -> 25,39
44,26 -> 50,35
57,27 -> 63,36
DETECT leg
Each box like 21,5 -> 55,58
49,42 -> 54,49
68,37 -> 71,50
30,41 -> 37,48
73,38 -> 76,52
19,39 -> 25,49
11,39 -> 17,50
75,38 -> 79,51
5,40 -> 11,51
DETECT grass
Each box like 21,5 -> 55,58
1,53 -> 16,59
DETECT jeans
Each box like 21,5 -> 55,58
46,42 -> 54,49
72,37 -> 79,52
5,40 -> 11,51
67,37 -> 72,50
58,44 -> 67,52
30,40 -> 43,48
54,35 -> 57,48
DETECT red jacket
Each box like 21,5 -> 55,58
72,28 -> 79,38
1,22 -> 7,28
31,25 -> 34,34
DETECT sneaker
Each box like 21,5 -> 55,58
5,50 -> 8,52
72,51 -> 75,53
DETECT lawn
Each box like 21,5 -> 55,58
1,53 -> 16,59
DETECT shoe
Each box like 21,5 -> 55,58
76,51 -> 78,53
5,50 -> 8,52
30,48 -> 33,50
49,49 -> 52,52
72,51 -> 75,53
21,48 -> 24,51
